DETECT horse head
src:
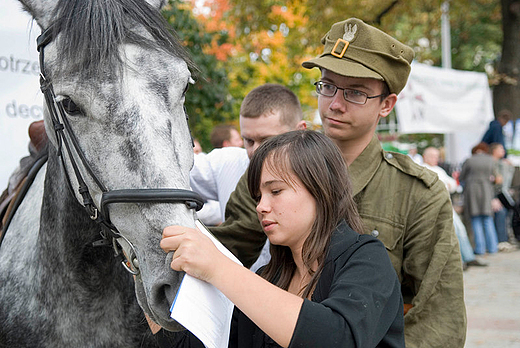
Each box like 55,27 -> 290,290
18,0 -> 199,331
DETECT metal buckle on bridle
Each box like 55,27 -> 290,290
113,234 -> 140,276
87,205 -> 99,220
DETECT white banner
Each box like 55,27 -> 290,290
0,0 -> 43,188
395,62 -> 494,134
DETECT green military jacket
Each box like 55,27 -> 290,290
210,135 -> 467,348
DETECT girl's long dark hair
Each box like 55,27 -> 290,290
248,130 -> 363,298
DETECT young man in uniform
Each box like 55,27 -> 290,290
211,18 -> 466,347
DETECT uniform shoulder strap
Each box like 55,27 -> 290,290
382,151 -> 438,188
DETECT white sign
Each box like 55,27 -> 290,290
395,62 -> 494,134
0,0 -> 43,188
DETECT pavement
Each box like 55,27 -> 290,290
463,247 -> 520,347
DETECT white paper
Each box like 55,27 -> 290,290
170,220 -> 242,348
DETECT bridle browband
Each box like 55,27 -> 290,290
36,26 -> 204,275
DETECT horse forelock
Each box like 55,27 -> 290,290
50,0 -> 194,77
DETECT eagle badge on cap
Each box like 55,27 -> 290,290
331,23 -> 357,58
343,23 -> 358,41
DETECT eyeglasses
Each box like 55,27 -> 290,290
314,81 -> 387,105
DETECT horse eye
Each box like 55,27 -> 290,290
182,83 -> 190,97
60,97 -> 82,116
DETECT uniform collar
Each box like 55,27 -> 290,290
348,134 -> 383,197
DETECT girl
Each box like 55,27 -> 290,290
161,130 -> 404,347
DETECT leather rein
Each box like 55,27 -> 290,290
32,26 -> 204,275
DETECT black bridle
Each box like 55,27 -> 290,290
36,26 -> 203,275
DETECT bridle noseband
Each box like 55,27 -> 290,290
36,26 -> 203,275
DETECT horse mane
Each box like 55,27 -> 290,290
50,0 -> 195,77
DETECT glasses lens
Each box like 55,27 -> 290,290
317,82 -> 336,97
343,89 -> 367,104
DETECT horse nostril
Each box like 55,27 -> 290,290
163,283 -> 177,306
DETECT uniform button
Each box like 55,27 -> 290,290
385,153 -> 393,159
371,230 -> 379,237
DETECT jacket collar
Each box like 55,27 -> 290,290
326,219 -> 361,263
348,134 -> 383,197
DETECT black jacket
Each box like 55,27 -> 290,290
229,220 -> 405,348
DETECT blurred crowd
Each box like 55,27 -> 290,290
408,110 -> 519,270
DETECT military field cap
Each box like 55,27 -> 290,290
302,18 -> 414,95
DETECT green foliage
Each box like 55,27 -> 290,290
162,0 -> 507,149
224,2 -> 321,122
228,0 -> 502,73
163,0 -> 236,151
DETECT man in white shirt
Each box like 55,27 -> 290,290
422,147 -> 487,269
194,125 -> 245,226
190,84 -> 306,269
422,147 -> 458,193
407,144 -> 423,165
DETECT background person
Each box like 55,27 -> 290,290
489,142 -> 516,252
163,130 -> 405,348
407,144 -> 423,165
191,84 -> 305,223
192,138 -> 203,154
209,124 -> 244,149
481,109 -> 512,156
197,123 -> 244,226
0,120 -> 48,229
422,147 -> 487,270
459,142 -> 499,255
190,138 -> 221,226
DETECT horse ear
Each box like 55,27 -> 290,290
17,0 -> 58,29
145,0 -> 167,10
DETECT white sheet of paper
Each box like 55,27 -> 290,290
170,220 -> 242,348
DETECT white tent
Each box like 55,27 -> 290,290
395,61 -> 494,166
0,0 -> 42,188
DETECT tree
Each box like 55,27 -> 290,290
164,0 -> 517,143
194,0 -> 321,119
493,0 -> 520,119
163,0 -> 236,151
221,0 -> 507,118
227,0 -> 502,72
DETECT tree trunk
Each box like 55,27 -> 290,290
493,0 -> 520,120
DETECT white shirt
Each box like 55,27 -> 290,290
408,153 -> 424,165
190,147 -> 249,221
195,199 -> 222,226
422,163 -> 458,194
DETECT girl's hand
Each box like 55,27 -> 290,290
160,225 -> 226,283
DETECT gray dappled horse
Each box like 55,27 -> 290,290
0,0 -> 205,346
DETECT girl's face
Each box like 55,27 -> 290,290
255,162 -> 317,252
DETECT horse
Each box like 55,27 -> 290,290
0,0 -> 205,346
